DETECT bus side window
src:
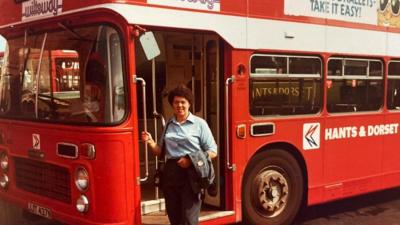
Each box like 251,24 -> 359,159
388,61 -> 400,110
249,54 -> 322,116
327,58 -> 383,113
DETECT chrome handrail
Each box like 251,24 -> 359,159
225,75 -> 236,171
134,75 -> 149,182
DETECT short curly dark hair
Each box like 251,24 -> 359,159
168,84 -> 193,106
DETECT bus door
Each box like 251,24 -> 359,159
203,35 -> 222,207
136,31 -> 228,220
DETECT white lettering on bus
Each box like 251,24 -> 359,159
22,0 -> 62,20
180,0 -> 220,10
325,126 -> 357,140
148,0 -> 221,11
367,123 -> 399,136
325,123 -> 400,140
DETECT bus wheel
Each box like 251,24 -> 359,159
242,149 -> 304,225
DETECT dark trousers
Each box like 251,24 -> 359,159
162,159 -> 202,225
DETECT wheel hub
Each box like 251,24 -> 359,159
255,169 -> 289,217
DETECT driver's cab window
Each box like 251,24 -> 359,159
0,25 -> 126,124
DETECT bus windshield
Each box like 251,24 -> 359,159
0,25 -> 126,124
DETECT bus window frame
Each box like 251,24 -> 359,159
249,53 -> 323,118
326,57 -> 384,114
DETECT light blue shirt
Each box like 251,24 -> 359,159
159,113 -> 217,159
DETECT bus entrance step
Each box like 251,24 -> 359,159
141,199 -> 166,215
142,209 -> 235,225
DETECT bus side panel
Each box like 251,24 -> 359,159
244,118 -> 325,205
382,113 -> 400,188
231,50 -> 325,207
229,49 -> 251,222
323,114 -> 384,201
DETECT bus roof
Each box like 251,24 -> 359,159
0,0 -> 394,29
0,0 -> 399,56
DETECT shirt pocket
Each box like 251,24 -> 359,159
166,132 -> 191,147
186,130 -> 200,146
164,133 -> 179,148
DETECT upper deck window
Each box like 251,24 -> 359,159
0,25 -> 126,124
327,58 -> 383,113
249,54 -> 322,116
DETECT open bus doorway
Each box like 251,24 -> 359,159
135,31 -> 226,222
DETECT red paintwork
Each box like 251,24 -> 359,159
0,121 -> 135,224
0,1 -> 400,225
230,49 -> 400,206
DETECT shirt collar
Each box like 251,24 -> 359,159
172,112 -> 195,124
186,113 -> 196,123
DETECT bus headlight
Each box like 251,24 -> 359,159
75,167 -> 89,192
0,152 -> 8,171
76,195 -> 89,213
0,174 -> 9,189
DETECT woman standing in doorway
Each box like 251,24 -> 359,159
141,84 -> 217,225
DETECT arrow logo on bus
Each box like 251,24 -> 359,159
303,123 -> 320,150
32,134 -> 40,150
305,125 -> 318,147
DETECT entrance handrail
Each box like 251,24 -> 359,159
225,75 -> 236,171
134,75 -> 149,182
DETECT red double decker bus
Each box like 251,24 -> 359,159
1,0 -> 400,224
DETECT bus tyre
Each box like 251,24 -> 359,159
242,149 -> 304,225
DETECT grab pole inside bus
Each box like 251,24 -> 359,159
135,75 -> 149,182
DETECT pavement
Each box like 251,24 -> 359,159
296,188 -> 400,225
2,187 -> 400,225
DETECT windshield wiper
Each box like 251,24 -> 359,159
34,33 -> 48,119
58,22 -> 94,42
20,29 -> 31,87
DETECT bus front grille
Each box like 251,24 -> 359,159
14,157 -> 71,203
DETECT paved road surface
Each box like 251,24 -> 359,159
234,188 -> 400,225
2,188 -> 400,225
296,188 -> 400,225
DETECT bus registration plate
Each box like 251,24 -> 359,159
28,202 -> 52,219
